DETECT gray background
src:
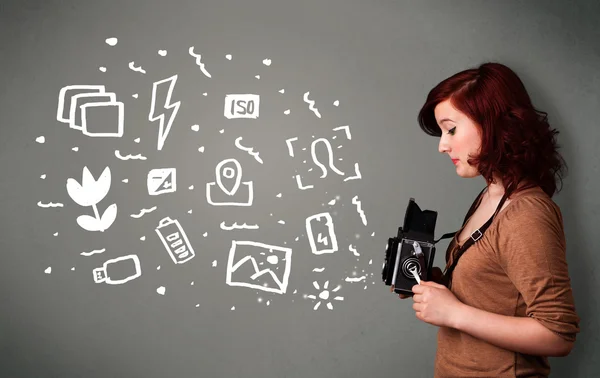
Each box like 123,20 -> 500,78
1,0 -> 598,377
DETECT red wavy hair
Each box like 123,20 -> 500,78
417,62 -> 567,198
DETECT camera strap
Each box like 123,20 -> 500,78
441,188 -> 511,287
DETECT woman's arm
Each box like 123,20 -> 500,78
452,303 -> 574,357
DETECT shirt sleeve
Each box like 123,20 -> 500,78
494,196 -> 580,342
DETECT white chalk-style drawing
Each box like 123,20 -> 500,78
343,163 -> 362,181
333,100 -> 340,106
105,37 -> 118,46
226,240 -> 292,294
234,137 -> 263,164
262,58 -> 272,66
206,158 -> 253,206
306,212 -> 338,255
128,61 -> 146,74
157,286 -> 166,295
349,244 -> 360,256
147,168 -> 176,195
188,47 -> 212,78
303,92 -> 321,118
220,222 -> 259,230
93,254 -> 141,285
37,201 -> 64,208
311,138 -> 345,178
57,85 -> 124,137
45,267 -> 52,274
155,217 -> 195,264
114,150 -> 148,161
312,267 -> 325,272
130,206 -> 157,218
36,136 -> 45,143
285,137 -> 298,157
352,195 -> 368,225
226,54 -> 232,60
158,50 -> 167,56
66,166 -> 117,232
332,125 -> 352,140
99,67 -> 107,72
80,248 -> 106,257
306,280 -> 343,310
295,175 -> 314,190
345,276 -> 366,283
72,147 -> 79,151
224,94 -> 260,119
149,75 -> 180,150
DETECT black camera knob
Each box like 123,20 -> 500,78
402,258 -> 422,279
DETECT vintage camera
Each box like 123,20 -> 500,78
382,198 -> 438,296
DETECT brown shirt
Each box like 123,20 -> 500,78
434,186 -> 580,378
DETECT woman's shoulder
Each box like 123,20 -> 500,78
494,186 -> 564,233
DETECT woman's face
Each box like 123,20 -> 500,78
434,99 -> 482,178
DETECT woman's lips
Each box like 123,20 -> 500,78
452,159 -> 459,165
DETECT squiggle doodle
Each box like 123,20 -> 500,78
234,137 -> 263,164
352,195 -> 367,225
345,276 -> 366,283
37,201 -> 64,208
130,206 -> 157,218
188,47 -> 212,78
115,150 -> 147,160
344,163 -> 362,181
303,92 -> 321,118
220,222 -> 259,230
80,248 -> 106,257
128,61 -> 146,74
332,125 -> 352,140
349,244 -> 360,256
312,267 -> 325,272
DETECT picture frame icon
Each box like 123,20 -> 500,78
226,240 -> 292,294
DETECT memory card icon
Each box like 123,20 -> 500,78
306,212 -> 338,255
147,168 -> 176,195
155,217 -> 195,264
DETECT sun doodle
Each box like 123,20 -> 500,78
305,280 -> 344,310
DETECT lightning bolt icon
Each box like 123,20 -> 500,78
149,75 -> 180,150
317,232 -> 329,246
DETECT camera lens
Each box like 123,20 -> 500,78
401,257 -> 421,278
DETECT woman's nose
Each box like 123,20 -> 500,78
438,137 -> 450,154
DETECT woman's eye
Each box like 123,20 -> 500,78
447,127 -> 456,135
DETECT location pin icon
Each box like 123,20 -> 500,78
216,158 -> 242,196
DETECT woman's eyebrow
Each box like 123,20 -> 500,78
439,118 -> 455,124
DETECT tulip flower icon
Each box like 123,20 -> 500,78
66,166 -> 117,232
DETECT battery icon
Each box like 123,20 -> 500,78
155,216 -> 196,264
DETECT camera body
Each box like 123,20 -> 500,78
382,198 -> 438,296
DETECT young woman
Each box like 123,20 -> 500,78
400,62 -> 580,377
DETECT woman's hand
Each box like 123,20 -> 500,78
410,280 -> 464,328
398,266 -> 443,299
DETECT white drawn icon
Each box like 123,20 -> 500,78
285,126 -> 362,190
306,212 -> 338,255
226,240 -> 292,294
149,75 -> 180,150
147,168 -> 176,195
57,85 -> 124,137
66,166 -> 117,232
206,158 -> 253,206
311,138 -> 345,177
306,280 -> 344,310
224,94 -> 260,119
155,217 -> 195,264
93,254 -> 141,285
